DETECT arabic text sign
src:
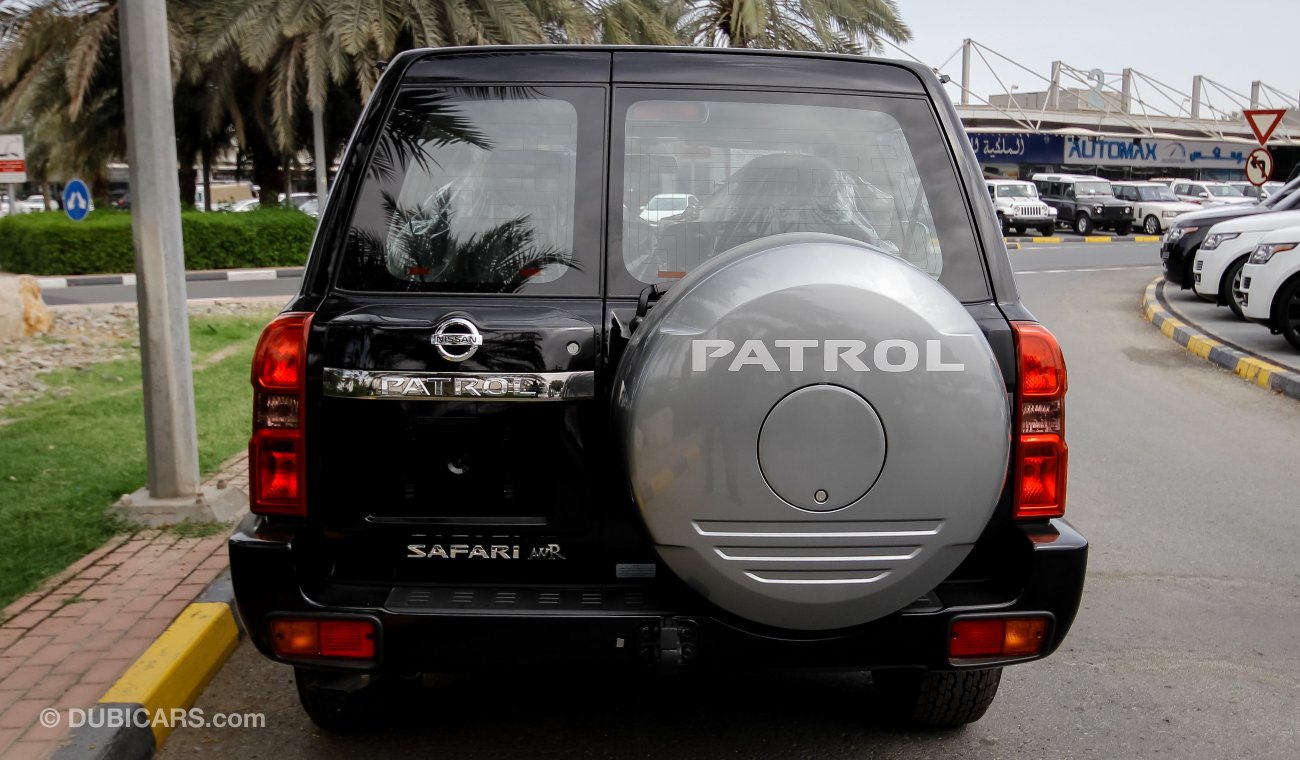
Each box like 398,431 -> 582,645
0,134 -> 26,184
969,132 -> 1064,164
1064,136 -> 1247,169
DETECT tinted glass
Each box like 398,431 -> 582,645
611,91 -> 988,302
1138,186 -> 1179,201
336,86 -> 603,295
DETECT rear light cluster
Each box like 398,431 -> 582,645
1011,322 -> 1068,520
250,313 -> 313,517
949,616 -> 1049,661
271,617 -> 377,659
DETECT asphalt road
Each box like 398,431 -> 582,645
158,242 -> 1300,759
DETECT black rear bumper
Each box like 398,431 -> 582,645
229,516 -> 1088,674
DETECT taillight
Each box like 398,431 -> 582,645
250,312 -> 312,517
270,617 -> 377,659
950,616 -> 1049,660
1011,322 -> 1067,520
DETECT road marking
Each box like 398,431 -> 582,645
1016,265 -> 1160,275
1083,235 -> 1112,243
1133,235 -> 1162,242
1031,236 -> 1063,243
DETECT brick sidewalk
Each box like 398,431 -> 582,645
0,454 -> 247,759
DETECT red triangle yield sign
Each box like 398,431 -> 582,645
1245,109 -> 1287,145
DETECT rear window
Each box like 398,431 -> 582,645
611,90 -> 988,301
336,86 -> 603,294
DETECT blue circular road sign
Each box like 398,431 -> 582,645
63,178 -> 91,222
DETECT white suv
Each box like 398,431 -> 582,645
1192,210 -> 1300,318
985,179 -> 1056,236
1111,181 -> 1198,235
1170,180 -> 1254,207
1240,223 -> 1300,350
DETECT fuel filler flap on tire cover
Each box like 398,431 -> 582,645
614,234 -> 1010,630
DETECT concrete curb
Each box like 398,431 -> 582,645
1141,277 -> 1300,400
36,268 -> 304,290
53,570 -> 241,760
1003,234 -> 1160,246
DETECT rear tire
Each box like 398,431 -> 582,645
1271,275 -> 1300,351
1143,215 -> 1161,235
1115,222 -> 1133,236
998,214 -> 1010,236
1221,257 -> 1248,320
1074,214 -> 1092,235
1039,224 -> 1055,237
872,668 -> 1002,729
1013,225 -> 1026,235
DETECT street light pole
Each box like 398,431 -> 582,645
313,107 -> 328,201
118,0 -> 199,500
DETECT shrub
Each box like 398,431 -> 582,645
0,208 -> 316,276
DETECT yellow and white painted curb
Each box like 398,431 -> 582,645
1141,278 -> 1300,399
54,576 -> 242,760
1003,234 -> 1160,246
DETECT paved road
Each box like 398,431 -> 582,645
159,242 -> 1300,758
1157,281 -> 1300,372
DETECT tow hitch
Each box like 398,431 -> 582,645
637,617 -> 699,673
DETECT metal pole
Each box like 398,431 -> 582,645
118,0 -> 199,499
1191,75 -> 1203,118
1250,81 -> 1262,110
312,107 -> 328,200
960,39 -> 971,106
1121,68 -> 1132,114
1049,61 -> 1061,110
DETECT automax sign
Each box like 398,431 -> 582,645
969,131 -> 1249,170
1064,136 -> 1247,170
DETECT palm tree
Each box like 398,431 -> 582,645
0,0 -> 125,202
682,0 -> 911,52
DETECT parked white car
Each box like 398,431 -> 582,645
638,193 -> 699,224
985,179 -> 1056,236
1227,181 -> 1283,202
1111,181 -> 1198,235
1240,223 -> 1300,350
1170,180 -> 1254,207
1192,210 -> 1300,318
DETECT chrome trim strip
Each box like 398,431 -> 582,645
322,368 -> 595,401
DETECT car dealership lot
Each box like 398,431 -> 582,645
156,243 -> 1300,758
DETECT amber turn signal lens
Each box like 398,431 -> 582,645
270,618 -> 376,660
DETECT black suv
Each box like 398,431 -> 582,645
232,46 -> 1087,733
1033,173 -> 1133,235
1162,176 -> 1300,288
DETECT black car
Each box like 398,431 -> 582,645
1161,176 -> 1300,288
1032,173 -> 1133,235
231,46 -> 1087,734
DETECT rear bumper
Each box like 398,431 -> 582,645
230,516 -> 1088,674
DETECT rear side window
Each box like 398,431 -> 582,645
610,90 -> 989,302
336,86 -> 604,295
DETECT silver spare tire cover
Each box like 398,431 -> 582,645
614,233 -> 1010,631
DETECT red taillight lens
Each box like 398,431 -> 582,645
250,313 -> 312,517
253,313 -> 311,391
270,618 -> 376,660
950,616 -> 1049,660
1011,322 -> 1067,520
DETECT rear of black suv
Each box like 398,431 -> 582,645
230,46 -> 1087,732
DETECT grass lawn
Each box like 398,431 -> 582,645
0,309 -> 277,609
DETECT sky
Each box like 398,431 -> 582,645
894,1 -> 1300,116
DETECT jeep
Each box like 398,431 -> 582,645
231,46 -> 1088,734
985,178 -> 1057,236
1033,173 -> 1133,235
